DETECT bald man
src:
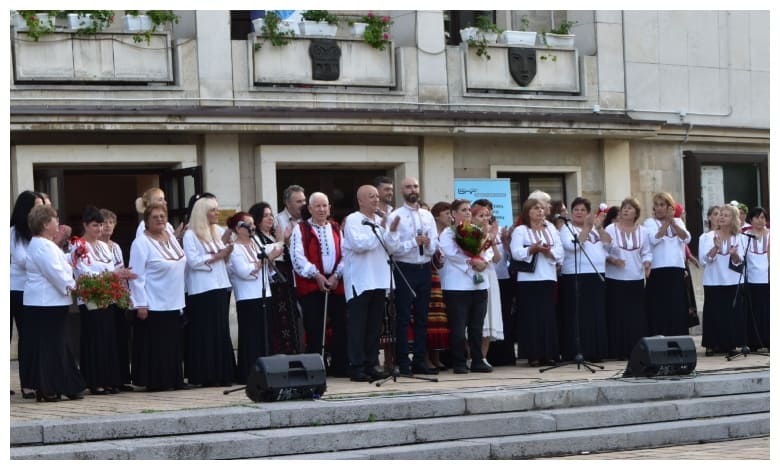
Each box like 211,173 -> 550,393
386,177 -> 439,375
341,185 -> 398,382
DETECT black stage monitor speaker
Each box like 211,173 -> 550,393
623,335 -> 697,378
246,354 -> 327,402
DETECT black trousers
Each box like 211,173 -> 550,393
346,289 -> 386,375
300,290 -> 348,375
443,289 -> 488,370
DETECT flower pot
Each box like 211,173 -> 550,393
14,12 -> 55,31
350,22 -> 368,37
460,27 -> 478,42
300,20 -> 338,37
543,33 -> 575,48
500,30 -> 537,47
85,301 -> 99,311
479,32 -> 499,44
68,13 -> 93,30
251,18 -> 264,34
278,20 -> 299,35
123,14 -> 151,32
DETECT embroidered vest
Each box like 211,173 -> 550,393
294,220 -> 344,296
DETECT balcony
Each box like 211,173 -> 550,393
250,36 -> 395,88
461,43 -> 580,94
11,32 -> 174,84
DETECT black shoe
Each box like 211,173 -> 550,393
437,364 -> 449,371
22,390 -> 36,399
453,367 -> 469,374
106,387 -> 120,394
366,369 -> 389,380
411,365 -> 439,375
174,383 -> 192,390
470,362 -> 493,373
350,372 -> 371,382
36,391 -> 61,403
119,384 -> 134,392
91,388 -> 109,395
65,393 -> 84,400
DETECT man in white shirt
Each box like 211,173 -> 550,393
290,192 -> 348,377
386,177 -> 439,375
341,185 -> 399,381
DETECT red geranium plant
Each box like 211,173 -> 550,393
74,270 -> 131,310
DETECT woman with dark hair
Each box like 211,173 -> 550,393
558,196 -> 612,362
250,201 -> 300,354
71,206 -> 136,394
183,197 -> 236,387
642,192 -> 692,336
227,212 -> 281,383
438,199 -> 492,374
548,200 -> 568,231
705,205 -> 721,232
699,204 -> 748,355
129,203 -> 188,391
24,205 -> 84,401
510,198 -> 564,366
11,190 -> 45,397
743,207 -> 769,352
604,198 -> 652,359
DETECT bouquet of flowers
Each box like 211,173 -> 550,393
453,221 -> 491,283
74,270 -> 131,310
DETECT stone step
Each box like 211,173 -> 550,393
11,371 -> 769,447
11,392 -> 769,460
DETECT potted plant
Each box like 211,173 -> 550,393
300,10 -> 339,37
500,14 -> 537,47
64,10 -> 115,34
123,10 -> 152,33
354,12 -> 392,51
466,15 -> 502,60
13,11 -> 56,41
254,11 -> 295,50
542,19 -> 577,48
126,10 -> 178,44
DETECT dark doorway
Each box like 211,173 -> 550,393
276,168 -> 388,225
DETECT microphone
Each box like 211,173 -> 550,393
374,209 -> 385,218
557,215 -> 572,222
417,229 -> 424,256
237,221 -> 254,233
743,232 -> 758,239
362,218 -> 379,228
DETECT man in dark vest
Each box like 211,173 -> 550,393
289,192 -> 347,376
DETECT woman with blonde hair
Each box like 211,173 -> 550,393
699,204 -> 748,355
182,196 -> 236,386
642,192 -> 691,336
135,187 -> 184,239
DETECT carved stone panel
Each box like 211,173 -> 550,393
309,39 -> 341,81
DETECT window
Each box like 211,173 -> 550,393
497,172 -> 566,223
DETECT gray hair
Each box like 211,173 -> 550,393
528,190 -> 551,203
309,192 -> 329,205
283,184 -> 305,202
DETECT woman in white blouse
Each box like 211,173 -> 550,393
559,197 -> 612,362
510,198 -> 564,367
438,199 -> 492,374
226,212 -> 280,384
24,205 -> 84,402
699,204 -> 748,355
10,190 -> 45,398
744,207 -> 769,351
72,206 -> 135,395
642,192 -> 692,337
129,203 -> 188,391
604,198 -> 652,360
183,196 -> 235,387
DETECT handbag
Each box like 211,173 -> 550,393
509,251 -> 538,275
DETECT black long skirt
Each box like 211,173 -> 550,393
235,297 -> 271,384
186,288 -> 236,386
605,278 -> 648,359
702,285 -> 746,351
78,304 -> 121,390
560,273 -> 608,361
114,306 -> 132,384
131,309 -> 184,390
515,280 -> 559,363
12,290 -> 34,390
645,267 -> 689,336
746,283 -> 770,350
24,305 -> 86,396
486,278 -> 517,366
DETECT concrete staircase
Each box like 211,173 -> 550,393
11,371 -> 769,460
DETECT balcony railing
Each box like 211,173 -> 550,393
12,32 -> 174,84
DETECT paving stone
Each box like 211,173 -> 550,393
413,411 -> 555,441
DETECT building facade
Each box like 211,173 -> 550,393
10,10 -> 769,257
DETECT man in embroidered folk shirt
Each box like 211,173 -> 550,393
386,177 -> 439,375
341,185 -> 399,382
290,192 -> 348,376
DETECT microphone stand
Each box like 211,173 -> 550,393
364,219 -> 438,386
541,220 -> 605,374
726,235 -> 769,361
